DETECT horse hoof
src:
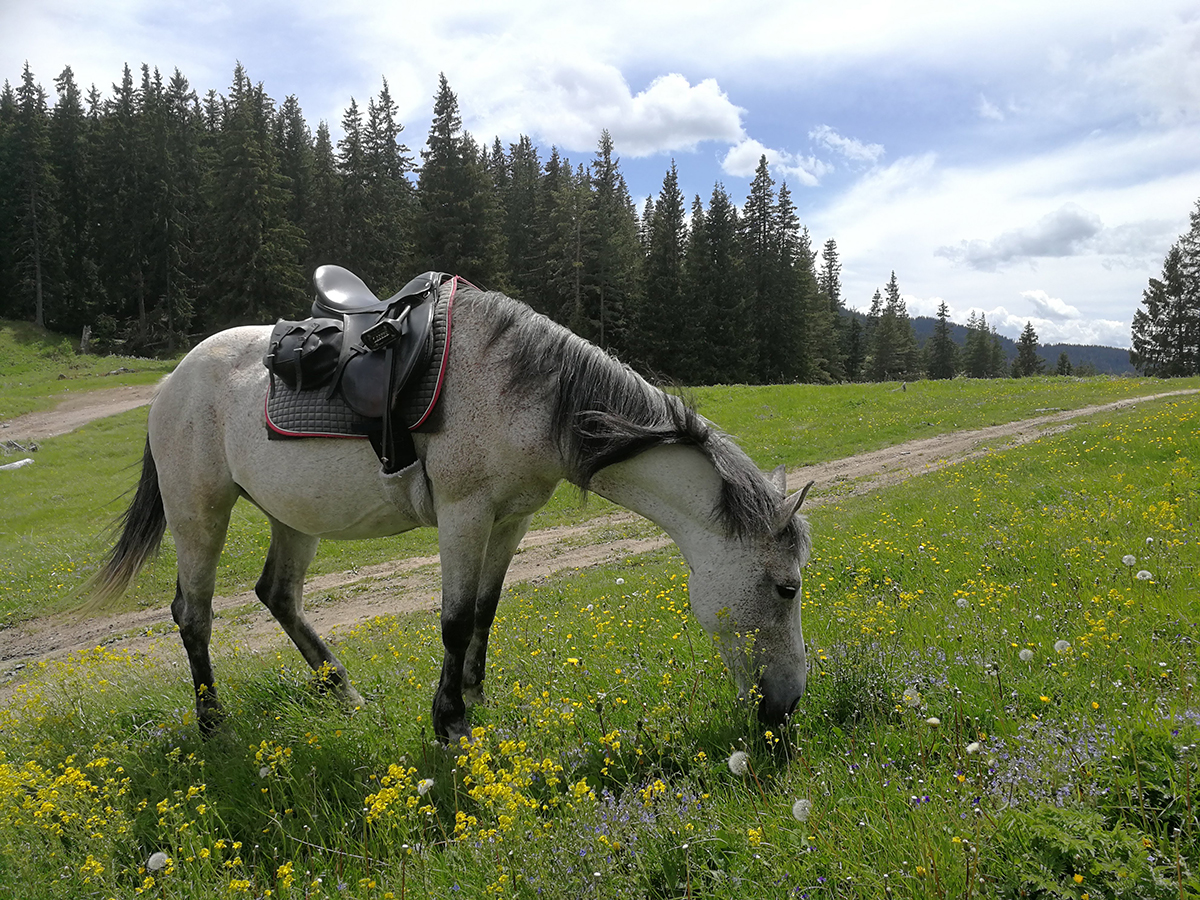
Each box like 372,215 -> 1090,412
463,684 -> 486,707
340,685 -> 366,709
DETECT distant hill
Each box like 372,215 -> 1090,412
908,315 -> 1135,375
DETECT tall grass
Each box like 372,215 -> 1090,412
0,393 -> 1196,898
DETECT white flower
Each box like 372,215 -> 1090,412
1054,640 -> 1071,654
1136,570 -> 1152,581
791,798 -> 812,821
926,717 -> 941,727
902,688 -> 922,708
1019,649 -> 1034,662
1122,555 -> 1136,566
955,598 -> 969,609
417,778 -> 434,796
147,852 -> 170,872
966,742 -> 982,754
727,751 -> 749,775
616,577 -> 625,585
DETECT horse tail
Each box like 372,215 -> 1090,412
86,436 -> 167,605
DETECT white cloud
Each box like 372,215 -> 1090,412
809,124 -> 884,164
1021,289 -> 1081,321
936,203 -> 1104,271
721,138 -> 832,187
977,94 -> 1005,121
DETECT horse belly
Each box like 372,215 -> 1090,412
231,435 -> 424,540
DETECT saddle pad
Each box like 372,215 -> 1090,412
265,376 -> 375,440
400,277 -> 458,430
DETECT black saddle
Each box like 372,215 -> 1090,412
265,267 -> 450,472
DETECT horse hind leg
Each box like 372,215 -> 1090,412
169,504 -> 236,736
256,518 -> 365,708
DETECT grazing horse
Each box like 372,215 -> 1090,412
92,279 -> 813,744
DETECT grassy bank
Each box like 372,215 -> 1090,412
0,392 -> 1196,898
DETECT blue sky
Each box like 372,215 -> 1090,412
5,0 -> 1199,348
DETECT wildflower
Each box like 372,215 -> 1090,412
259,766 -> 271,778
146,852 -> 170,872
1122,555 -> 1136,566
902,687 -> 922,708
1019,649 -> 1034,662
1054,640 -> 1071,654
1135,570 -> 1152,581
616,577 -> 625,585
1073,873 -> 1084,884
926,717 -> 941,727
727,751 -> 749,775
955,598 -> 969,609
792,798 -> 812,821
966,742 -> 982,754
417,778 -> 434,796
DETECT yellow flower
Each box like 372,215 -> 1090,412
1073,873 -> 1083,884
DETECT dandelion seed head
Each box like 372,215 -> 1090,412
792,798 -> 812,821
1136,570 -> 1152,581
926,717 -> 941,727
259,766 -> 271,778
1122,555 -> 1136,566
1054,640 -> 1071,654
1019,649 -> 1034,662
902,688 -> 922,708
727,751 -> 749,775
966,742 -> 982,754
418,778 -> 434,796
616,578 -> 625,585
147,852 -> 170,872
956,598 -> 969,609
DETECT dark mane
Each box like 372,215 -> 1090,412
466,287 -> 805,545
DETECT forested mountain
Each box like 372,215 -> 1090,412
0,61 -> 1142,384
909,317 -> 1136,375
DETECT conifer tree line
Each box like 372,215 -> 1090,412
2,61 -> 1071,383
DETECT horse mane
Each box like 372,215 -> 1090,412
465,286 -> 804,545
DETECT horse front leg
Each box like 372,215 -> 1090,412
462,514 -> 531,707
431,502 -> 493,745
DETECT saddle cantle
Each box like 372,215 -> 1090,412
264,268 -> 457,473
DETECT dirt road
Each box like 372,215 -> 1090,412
1,387 -> 1194,690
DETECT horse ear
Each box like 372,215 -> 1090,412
768,464 -> 787,494
773,480 -> 815,532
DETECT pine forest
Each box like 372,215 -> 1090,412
1,62 -> 1183,384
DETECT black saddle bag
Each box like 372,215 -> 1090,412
265,318 -> 343,392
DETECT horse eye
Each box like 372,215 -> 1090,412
775,584 -> 798,600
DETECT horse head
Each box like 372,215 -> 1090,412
686,469 -> 814,726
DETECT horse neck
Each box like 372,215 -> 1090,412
586,444 -> 728,563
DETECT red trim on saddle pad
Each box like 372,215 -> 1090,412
264,383 -> 372,440
407,275 -> 466,431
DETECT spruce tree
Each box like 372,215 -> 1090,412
640,162 -> 689,379
1056,352 -> 1073,376
1012,320 -> 1045,377
499,135 -> 541,300
925,300 -> 957,379
1131,199 -> 1200,377
584,130 -> 640,353
416,74 -> 506,286
12,63 -> 60,328
813,237 -> 846,381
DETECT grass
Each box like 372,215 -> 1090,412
0,388 -> 1197,898
0,319 -> 178,421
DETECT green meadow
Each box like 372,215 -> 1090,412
0,322 -> 1197,898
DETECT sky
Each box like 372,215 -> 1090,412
5,0 -> 1200,348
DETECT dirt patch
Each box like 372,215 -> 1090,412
0,384 -> 159,442
1,387 -> 1194,697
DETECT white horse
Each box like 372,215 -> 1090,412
93,279 -> 813,744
